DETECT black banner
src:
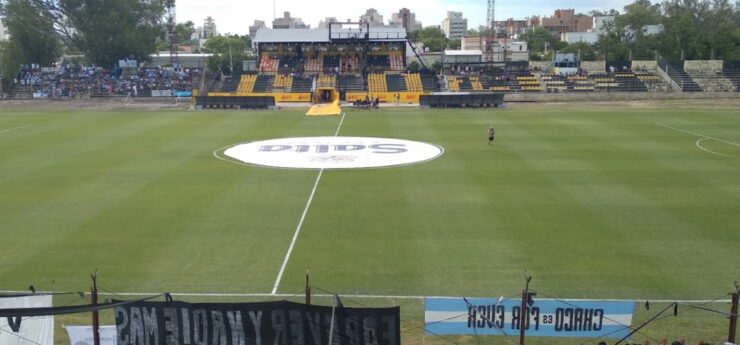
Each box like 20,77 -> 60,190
115,300 -> 400,345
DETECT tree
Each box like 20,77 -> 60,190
62,0 -> 166,67
409,27 -> 458,52
203,35 -> 246,75
0,0 -> 61,77
521,27 -> 564,60
560,41 -> 600,61
176,21 -> 196,45
2,0 -> 167,68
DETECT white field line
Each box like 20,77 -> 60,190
656,122 -> 740,149
271,112 -> 346,295
0,124 -> 33,134
696,137 -> 738,158
0,290 -> 729,303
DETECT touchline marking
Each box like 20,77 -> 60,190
696,137 -> 738,158
0,290 -> 729,303
0,124 -> 33,134
656,122 -> 740,149
271,112 -> 346,295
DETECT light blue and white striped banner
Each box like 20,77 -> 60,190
424,297 -> 635,339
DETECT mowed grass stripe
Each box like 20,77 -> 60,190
0,111 -> 347,292
0,112 -> 179,185
0,113 -> 240,286
500,111 -> 737,298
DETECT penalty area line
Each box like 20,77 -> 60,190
656,122 -> 740,148
271,112 -> 346,295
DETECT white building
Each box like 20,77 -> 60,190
318,17 -> 338,29
249,20 -> 266,38
592,16 -> 615,33
441,11 -> 468,40
561,32 -> 599,44
360,8 -> 384,27
389,8 -> 422,32
0,19 -> 8,41
203,16 -> 218,38
273,11 -> 308,29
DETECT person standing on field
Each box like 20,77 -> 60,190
488,126 -> 495,146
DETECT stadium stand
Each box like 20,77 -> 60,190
253,75 -> 275,92
273,74 -> 293,91
10,64 -> 200,98
404,74 -> 423,92
304,56 -> 322,73
659,60 -> 703,92
259,55 -> 279,73
385,74 -> 407,92
237,74 -> 257,93
420,74 -> 441,92
337,75 -> 364,91
368,74 -> 387,92
291,75 -> 314,92
613,71 -> 648,92
318,74 -> 337,88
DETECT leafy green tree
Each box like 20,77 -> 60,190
176,21 -> 196,44
409,27 -> 459,52
521,27 -> 565,60
203,35 -> 246,75
62,0 -> 166,67
0,0 -> 61,77
559,42 -> 600,61
1,0 -> 167,68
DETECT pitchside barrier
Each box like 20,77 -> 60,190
195,96 -> 275,109
345,92 -> 423,104
420,93 -> 505,108
207,92 -> 312,102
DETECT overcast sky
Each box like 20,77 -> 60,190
176,0 -> 635,35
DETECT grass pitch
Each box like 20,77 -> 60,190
0,101 -> 739,343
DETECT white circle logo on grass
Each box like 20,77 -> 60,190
224,137 -> 443,169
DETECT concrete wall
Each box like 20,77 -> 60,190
529,61 -> 550,71
683,60 -> 723,72
580,61 -> 605,73
504,91 -> 739,102
631,60 -> 657,70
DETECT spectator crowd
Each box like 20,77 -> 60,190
11,63 -> 201,98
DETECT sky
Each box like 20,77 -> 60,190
176,0 -> 635,35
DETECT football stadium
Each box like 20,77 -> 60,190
0,2 -> 739,345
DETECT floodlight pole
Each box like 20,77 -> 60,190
519,272 -> 532,345
91,270 -> 100,345
729,284 -> 739,344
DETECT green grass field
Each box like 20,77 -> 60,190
1,101 -> 739,344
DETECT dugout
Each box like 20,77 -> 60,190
420,92 -> 504,108
195,96 -> 275,109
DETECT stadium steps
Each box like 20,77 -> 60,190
273,74 -> 293,92
446,76 -> 460,91
457,77 -> 474,91
722,69 -> 740,92
687,70 -> 735,92
385,74 -> 407,92
317,74 -> 336,88
517,75 -> 541,92
337,75 -> 363,91
237,74 -> 257,93
662,62 -> 703,92
420,74 -> 441,92
635,71 -> 671,92
253,75 -> 275,93
368,74 -> 387,92
470,77 -> 484,91
613,72 -> 648,92
291,76 -> 314,92
220,77 -> 240,92
404,73 -> 423,92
